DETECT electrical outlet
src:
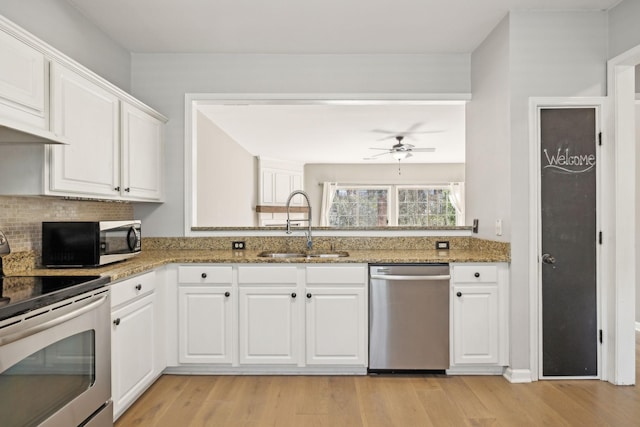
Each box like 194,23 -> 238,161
436,241 -> 450,250
232,241 -> 246,250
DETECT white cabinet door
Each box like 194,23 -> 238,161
49,62 -> 119,197
111,293 -> 155,419
305,287 -> 366,365
178,286 -> 233,364
238,287 -> 299,365
452,285 -> 499,365
274,171 -> 291,204
121,102 -> 163,201
0,29 -> 46,128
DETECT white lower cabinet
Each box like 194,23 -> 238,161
305,287 -> 366,365
178,286 -> 233,364
239,287 -> 299,364
305,265 -> 367,366
110,271 -> 158,420
177,266 -> 233,364
173,263 -> 368,371
452,285 -> 499,364
450,263 -> 509,370
238,265 -> 300,365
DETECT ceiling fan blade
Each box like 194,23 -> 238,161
409,147 -> 436,152
364,151 -> 392,159
375,134 -> 401,141
368,147 -> 392,151
404,122 -> 425,134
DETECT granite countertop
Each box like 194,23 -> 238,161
15,248 -> 510,282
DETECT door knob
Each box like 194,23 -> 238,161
542,253 -> 556,265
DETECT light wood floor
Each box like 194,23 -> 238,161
116,334 -> 640,427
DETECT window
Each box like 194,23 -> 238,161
325,184 -> 460,227
397,187 -> 457,226
329,187 -> 389,227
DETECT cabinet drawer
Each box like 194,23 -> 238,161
306,265 -> 366,285
238,266 -> 298,284
178,265 -> 233,284
111,271 -> 156,308
453,265 -> 498,283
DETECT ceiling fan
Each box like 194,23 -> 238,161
364,135 -> 436,161
370,122 -> 442,142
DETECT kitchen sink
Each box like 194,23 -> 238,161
257,251 -> 349,258
306,251 -> 350,258
257,252 -> 307,258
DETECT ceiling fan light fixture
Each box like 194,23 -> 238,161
392,151 -> 410,160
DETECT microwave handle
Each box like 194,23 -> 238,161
0,295 -> 108,347
127,227 -> 140,251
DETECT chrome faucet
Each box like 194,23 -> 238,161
285,190 -> 313,250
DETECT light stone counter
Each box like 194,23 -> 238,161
8,247 -> 510,282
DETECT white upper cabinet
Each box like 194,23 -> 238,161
49,62 -> 120,197
0,16 -> 167,201
121,102 -> 164,201
0,28 -> 46,129
258,157 -> 305,206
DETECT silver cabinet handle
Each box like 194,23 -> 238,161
370,274 -> 451,281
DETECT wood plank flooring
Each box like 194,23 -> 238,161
115,333 -> 640,427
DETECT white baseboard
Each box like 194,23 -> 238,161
503,367 -> 533,383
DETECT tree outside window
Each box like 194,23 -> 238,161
329,188 -> 388,227
397,187 -> 457,226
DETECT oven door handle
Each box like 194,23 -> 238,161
0,294 -> 108,347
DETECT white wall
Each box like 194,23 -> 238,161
608,0 -> 640,60
0,0 -> 131,91
305,163 -> 465,226
196,112 -> 257,227
467,16 -> 511,243
509,11 -> 608,371
466,11 -> 608,373
130,53 -> 471,236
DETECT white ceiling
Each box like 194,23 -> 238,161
65,0 -> 620,164
67,0 -> 620,54
198,102 -> 466,164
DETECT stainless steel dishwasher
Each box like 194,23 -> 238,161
369,264 -> 450,373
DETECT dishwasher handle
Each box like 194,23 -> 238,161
370,274 -> 451,281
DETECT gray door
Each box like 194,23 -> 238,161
540,107 -> 598,377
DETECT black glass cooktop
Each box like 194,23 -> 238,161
0,275 -> 110,321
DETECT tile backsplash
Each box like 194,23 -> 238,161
0,196 -> 133,253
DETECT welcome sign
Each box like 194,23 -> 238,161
542,147 -> 596,174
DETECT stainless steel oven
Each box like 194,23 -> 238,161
0,286 -> 112,427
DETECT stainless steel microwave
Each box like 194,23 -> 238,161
42,220 -> 141,267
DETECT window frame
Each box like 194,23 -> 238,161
326,183 -> 459,227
